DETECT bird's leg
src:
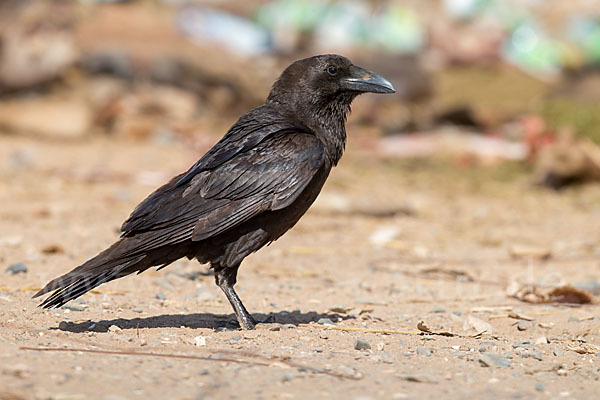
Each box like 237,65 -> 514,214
214,265 -> 256,330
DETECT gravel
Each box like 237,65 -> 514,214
354,338 -> 371,351
5,262 -> 27,274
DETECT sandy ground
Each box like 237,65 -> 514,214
1,133 -> 600,400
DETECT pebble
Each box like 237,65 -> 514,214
268,324 -> 282,331
517,321 -> 531,331
534,336 -> 548,345
417,347 -> 432,357
381,352 -> 394,364
63,304 -> 86,312
193,336 -> 207,347
108,325 -> 122,333
317,318 -> 335,325
132,308 -> 144,313
430,307 -> 445,313
156,292 -> 166,300
553,347 -> 564,356
354,338 -> 371,351
479,353 -> 511,368
535,383 -> 545,392
5,262 -> 27,274
521,351 -> 544,361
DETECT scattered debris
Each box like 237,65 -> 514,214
567,343 -> 600,355
506,283 -> 594,304
416,320 -> 457,337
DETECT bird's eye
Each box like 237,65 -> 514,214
327,66 -> 338,76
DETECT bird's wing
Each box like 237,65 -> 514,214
120,131 -> 326,244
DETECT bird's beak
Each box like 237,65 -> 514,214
342,65 -> 395,94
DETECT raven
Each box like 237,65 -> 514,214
34,54 -> 395,329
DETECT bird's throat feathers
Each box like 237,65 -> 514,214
306,91 -> 355,166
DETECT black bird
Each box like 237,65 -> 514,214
34,54 -> 395,329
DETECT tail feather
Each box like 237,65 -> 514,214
33,238 -> 152,308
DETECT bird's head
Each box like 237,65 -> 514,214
267,54 -> 395,109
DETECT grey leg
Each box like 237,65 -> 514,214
218,284 -> 256,330
214,264 -> 256,330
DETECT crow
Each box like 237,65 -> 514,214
34,54 -> 395,329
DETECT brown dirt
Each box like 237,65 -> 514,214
1,133 -> 600,400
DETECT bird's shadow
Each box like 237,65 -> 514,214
55,310 -> 353,333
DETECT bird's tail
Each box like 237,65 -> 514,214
33,237 -> 173,308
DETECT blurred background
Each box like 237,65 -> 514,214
1,0 -> 599,189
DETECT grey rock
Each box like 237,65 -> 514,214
430,307 -> 445,313
479,353 -> 511,368
156,292 -> 166,300
6,262 -> 27,274
354,338 -> 371,351
521,351 -> 544,361
517,321 -> 531,331
535,383 -> 545,392
417,347 -> 432,356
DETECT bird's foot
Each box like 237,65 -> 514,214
236,312 -> 256,330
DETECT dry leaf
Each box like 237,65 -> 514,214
416,320 -> 457,337
507,283 -> 594,304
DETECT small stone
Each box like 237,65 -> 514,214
521,351 -> 544,361
156,292 -> 166,300
417,347 -> 432,357
479,353 -> 511,368
108,325 -> 121,333
517,321 -> 531,331
535,383 -> 545,392
568,316 -> 579,322
317,318 -> 335,325
534,336 -> 548,345
430,307 -> 445,313
268,324 -> 282,331
132,308 -> 144,313
193,336 -> 206,347
354,338 -> 371,351
553,347 -> 563,356
63,304 -> 86,312
381,352 -> 394,364
5,262 -> 27,274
